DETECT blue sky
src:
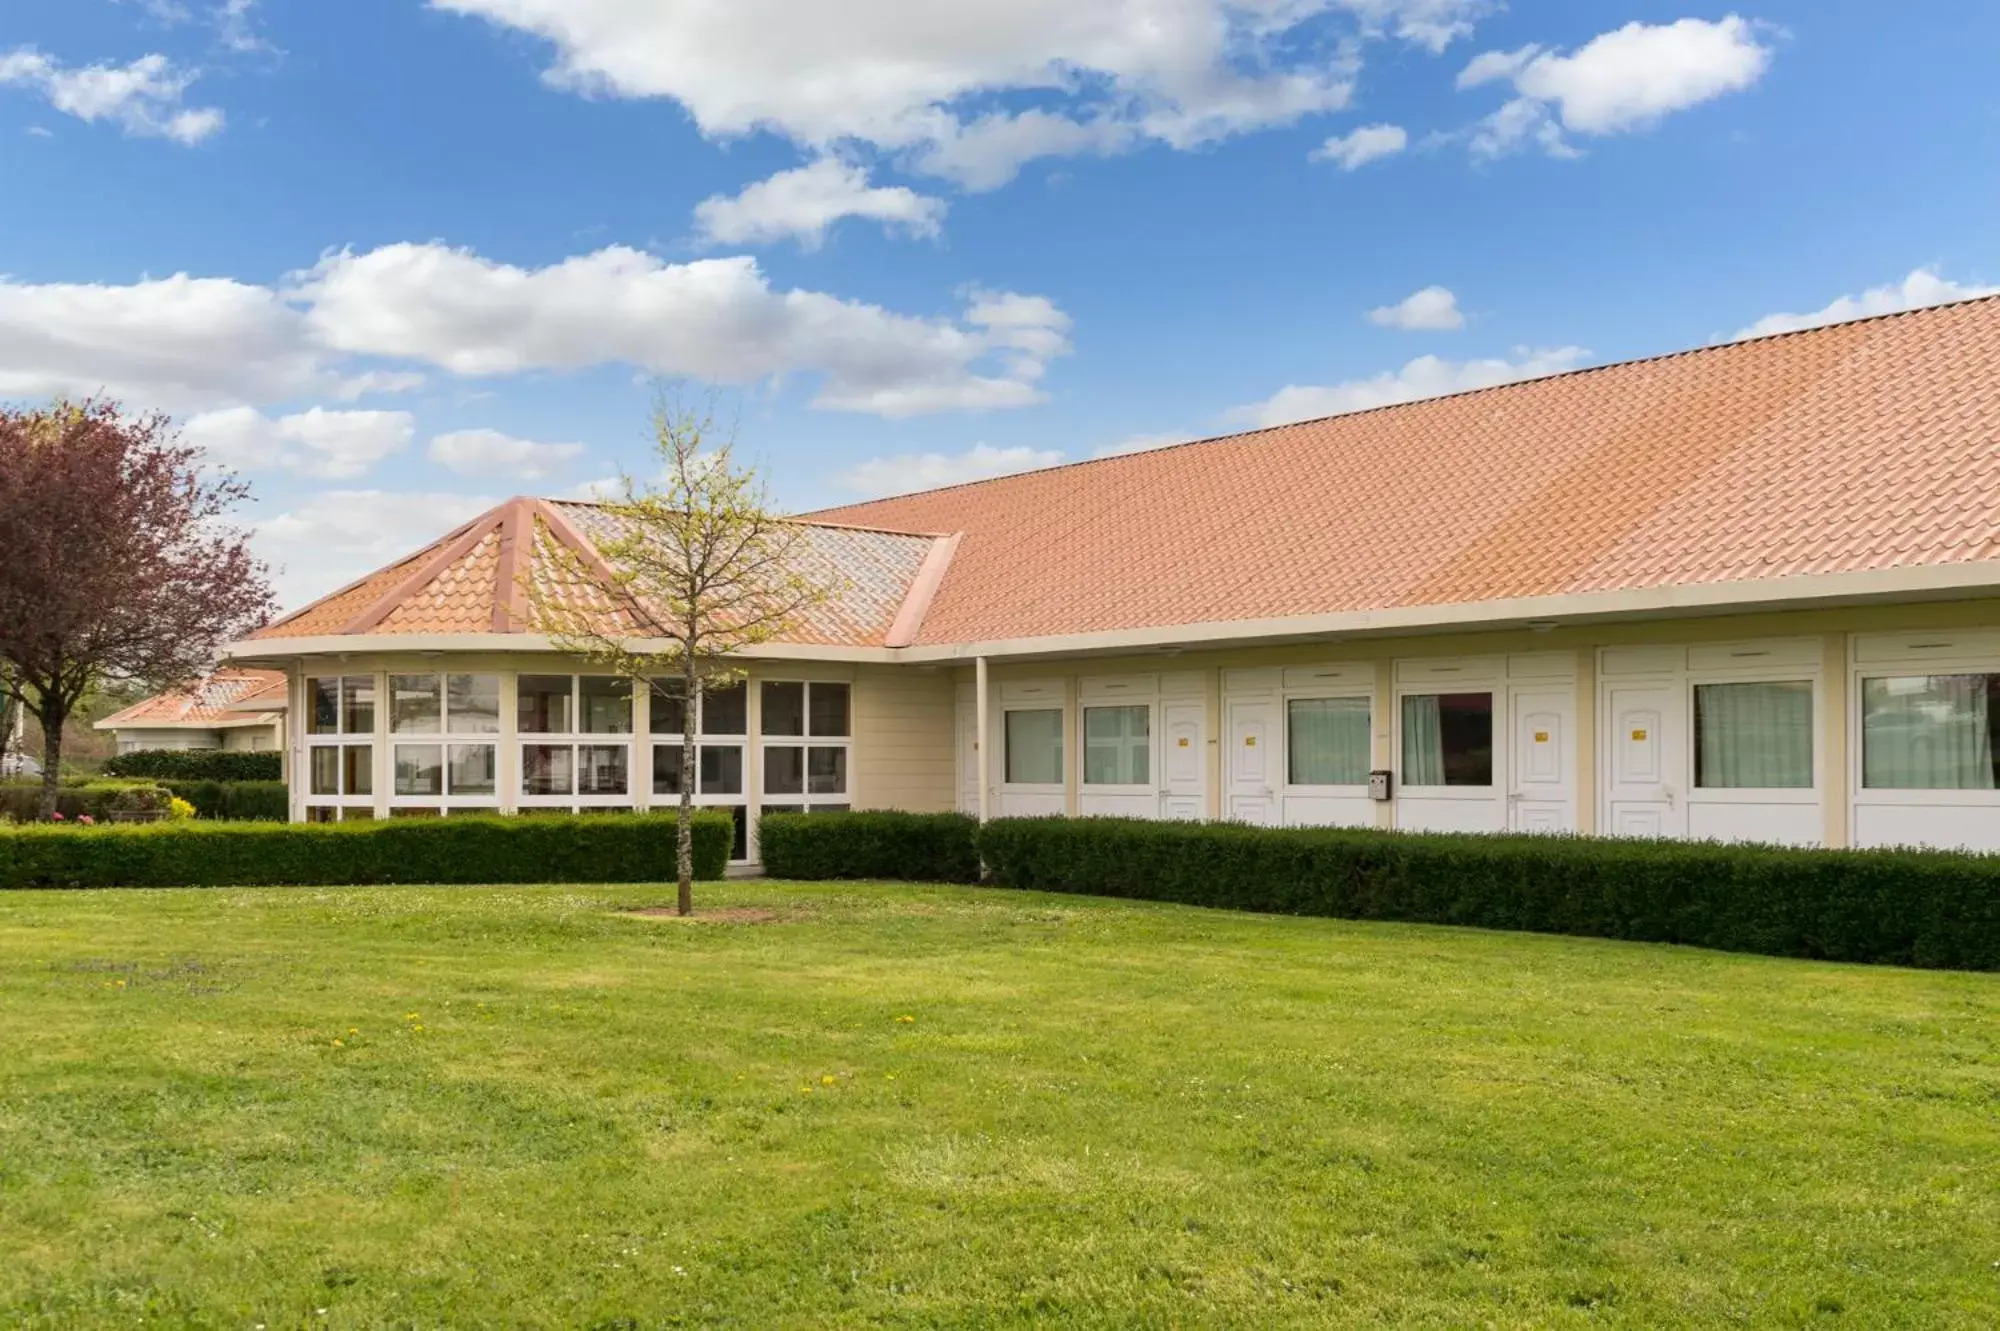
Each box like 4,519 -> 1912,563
3,1 -> 1997,610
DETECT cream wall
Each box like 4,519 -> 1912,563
851,664 -> 956,813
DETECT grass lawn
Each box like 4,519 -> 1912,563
2,882 -> 1997,1328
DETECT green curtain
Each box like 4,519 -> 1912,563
1695,681 -> 1813,789
1402,695 -> 1445,787
1862,675 -> 1995,790
1288,698 -> 1370,785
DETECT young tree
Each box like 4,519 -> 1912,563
530,397 -> 838,916
0,401 -> 274,817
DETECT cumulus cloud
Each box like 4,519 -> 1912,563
0,49 -> 225,144
836,442 -> 1065,498
1093,431 -> 1191,459
1460,16 -> 1772,158
1368,285 -> 1463,331
431,0 -> 1488,187
428,428 -> 588,479
1235,346 -> 1589,428
694,158 -> 946,249
1732,268 -> 2000,341
1310,122 -> 1407,169
255,490 -> 499,613
182,406 -> 415,479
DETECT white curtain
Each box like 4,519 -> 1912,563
1288,698 -> 1370,786
1695,682 -> 1813,789
1402,695 -> 1445,787
1862,675 -> 1995,790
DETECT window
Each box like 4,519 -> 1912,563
1083,705 -> 1149,785
517,675 -> 634,810
1861,674 -> 2000,790
1402,693 -> 1492,787
305,674 -> 376,818
648,677 -> 753,857
1695,681 -> 1813,789
386,673 -> 502,812
1288,697 -> 1370,786
1005,709 -> 1064,785
762,682 -> 851,808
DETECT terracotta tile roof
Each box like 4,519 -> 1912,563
811,296 -> 2000,644
252,496 -> 947,649
98,669 -> 287,730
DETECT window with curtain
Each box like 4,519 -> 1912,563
1862,674 -> 2000,790
1005,708 -> 1064,785
1694,681 -> 1814,788
1402,693 -> 1492,787
1083,705 -> 1150,785
1287,697 -> 1370,786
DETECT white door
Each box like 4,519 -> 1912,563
956,683 -> 980,815
1603,684 -> 1686,838
1509,687 -> 1575,833
1160,698 -> 1206,819
1225,695 -> 1279,824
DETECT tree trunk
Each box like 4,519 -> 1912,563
35,694 -> 66,821
678,661 -> 699,917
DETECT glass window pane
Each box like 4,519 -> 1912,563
762,682 -> 806,737
518,676 -> 572,735
1402,693 -> 1492,787
448,675 -> 501,735
343,744 -> 374,797
394,744 -> 443,797
1696,682 -> 1813,789
700,744 -> 744,795
306,806 -> 337,824
763,805 -> 805,816
578,744 -> 630,795
702,682 -> 747,736
310,746 -> 339,796
343,808 -> 376,823
1862,675 -> 2000,790
765,745 -> 804,795
721,806 -> 747,861
1005,708 -> 1064,785
521,743 -> 573,796
341,677 -> 376,735
391,807 -> 442,819
308,679 -> 339,736
580,677 -> 633,734
1083,705 -> 1150,785
653,744 -> 686,795
448,743 -> 497,797
1288,697 -> 1371,786
647,680 -> 688,736
808,746 -> 847,795
390,675 -> 442,735
809,683 -> 852,738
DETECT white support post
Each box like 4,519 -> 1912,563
975,655 -> 992,825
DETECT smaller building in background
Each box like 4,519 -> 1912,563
96,669 -> 288,755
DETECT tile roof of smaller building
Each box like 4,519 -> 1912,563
98,669 -> 287,730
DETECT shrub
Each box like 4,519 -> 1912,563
0,811 -> 735,890
0,780 -> 174,823
973,818 -> 2000,972
759,811 -> 980,883
159,780 -> 290,822
103,750 -> 283,782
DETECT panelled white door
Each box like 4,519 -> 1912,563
1225,694 -> 1279,824
1509,687 -> 1576,833
1603,684 -> 1686,838
1159,698 -> 1206,819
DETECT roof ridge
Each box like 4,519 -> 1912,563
543,495 -> 950,540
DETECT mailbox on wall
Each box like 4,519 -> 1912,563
1369,770 -> 1394,802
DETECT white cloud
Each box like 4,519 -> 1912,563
255,490 -> 498,613
1092,431 -> 1190,458
1310,122 -> 1406,169
1236,345 -> 1589,428
182,406 -> 415,479
429,428 -> 587,479
216,0 -> 272,55
0,49 -> 225,144
693,158 -> 946,249
836,442 -> 1065,498
431,0 -> 1487,188
1368,285 -> 1463,331
1460,16 -> 1771,158
292,242 -> 1072,418
1732,268 -> 2000,341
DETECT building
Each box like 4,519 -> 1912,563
225,297 -> 2000,858
96,669 -> 288,756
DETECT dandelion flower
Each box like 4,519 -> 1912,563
348,1028 -> 359,1037
332,1039 -> 345,1048
821,1074 -> 837,1086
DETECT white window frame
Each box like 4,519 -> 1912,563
647,677 -> 750,860
385,671 -> 504,816
1078,676 -> 1155,797
1684,644 -> 1822,812
516,673 -> 636,813
1393,659 -> 1503,803
304,673 -> 379,821
756,680 -> 852,815
998,680 -> 1067,805
1849,631 -> 2000,816
1281,665 -> 1374,799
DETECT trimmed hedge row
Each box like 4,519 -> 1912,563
0,780 -> 176,822
759,811 -> 980,883
159,780 -> 289,822
103,750 -> 283,782
974,818 -> 2000,971
0,812 -> 734,890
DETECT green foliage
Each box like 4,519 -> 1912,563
0,812 -> 733,890
156,780 -> 290,822
0,780 -> 173,823
103,749 -> 283,782
759,811 -> 980,883
974,818 -> 2000,972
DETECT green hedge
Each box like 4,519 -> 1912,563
0,781 -> 175,823
159,780 -> 290,822
759,811 -> 980,883
103,750 -> 283,782
0,812 -> 734,890
974,818 -> 2000,972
